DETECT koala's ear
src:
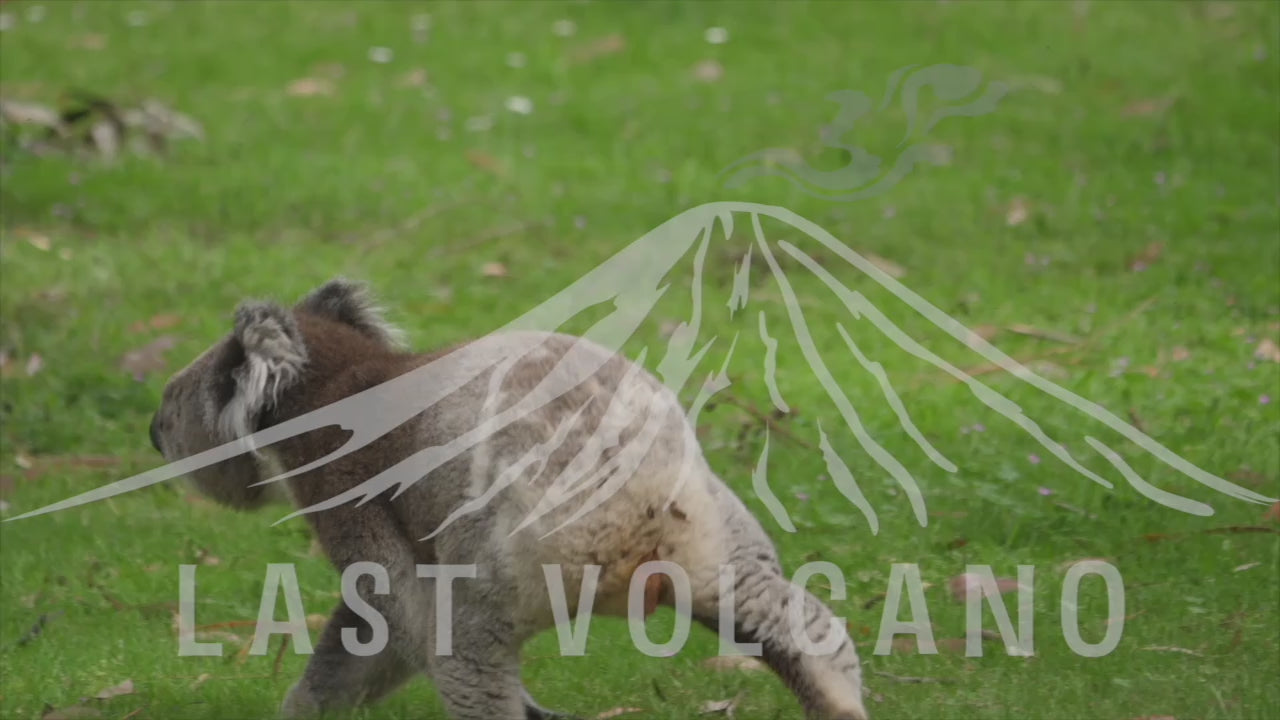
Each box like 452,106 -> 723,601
217,301 -> 308,439
296,277 -> 405,348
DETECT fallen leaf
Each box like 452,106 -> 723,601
1263,502 -> 1280,523
128,313 -> 182,333
594,709 -> 644,720
692,59 -> 724,83
286,77 -> 335,97
398,68 -> 428,87
194,630 -> 244,644
306,614 -> 329,631
466,149 -> 508,178
23,231 -> 52,251
1171,346 -> 1191,362
1127,242 -> 1164,271
94,679 -> 135,700
701,655 -> 766,673
189,673 -> 212,690
699,693 -> 743,716
1253,338 -> 1280,363
481,262 -> 509,278
1122,97 -> 1175,117
69,34 -> 108,50
119,335 -> 178,378
865,253 -> 906,279
1005,197 -> 1031,226
948,573 -> 1025,602
570,34 -> 626,64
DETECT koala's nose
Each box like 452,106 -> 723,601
149,414 -> 162,453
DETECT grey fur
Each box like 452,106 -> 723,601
152,280 -> 868,720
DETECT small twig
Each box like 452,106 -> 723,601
872,671 -> 955,684
195,620 -> 258,631
13,610 -> 64,648
915,293 -> 1160,388
272,635 -> 291,678
719,392 -> 817,452
1004,323 -> 1081,345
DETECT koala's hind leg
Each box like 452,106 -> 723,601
280,603 -> 417,718
676,486 -> 869,720
424,579 -> 527,720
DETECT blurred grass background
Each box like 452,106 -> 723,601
1,1 -> 1278,719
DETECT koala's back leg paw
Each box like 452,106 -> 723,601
280,602 -> 418,718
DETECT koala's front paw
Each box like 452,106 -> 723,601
280,681 -> 321,719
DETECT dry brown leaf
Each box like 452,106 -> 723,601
1171,346 -> 1191,362
129,313 -> 182,333
1264,502 -> 1280,523
69,34 -> 108,51
119,335 -> 178,377
399,68 -> 429,87
1122,97 -> 1175,117
286,77 -> 335,97
865,253 -> 906,279
1253,338 -> 1280,363
948,572 -> 1025,602
306,614 -> 329,631
701,655 -> 766,673
1127,242 -> 1164,271
94,679 -> 135,700
692,59 -> 724,83
594,709 -> 645,720
1005,197 -> 1031,226
466,149 -> 508,178
570,34 -> 626,64
481,262 -> 509,278
195,630 -> 244,644
699,694 -> 743,716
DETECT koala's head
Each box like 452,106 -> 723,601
149,278 -> 403,509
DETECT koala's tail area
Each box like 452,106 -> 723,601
659,478 -> 870,720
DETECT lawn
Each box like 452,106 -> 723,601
1,1 -> 1278,719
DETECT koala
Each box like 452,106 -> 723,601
150,278 -> 869,720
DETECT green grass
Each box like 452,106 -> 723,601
2,1 -> 1278,719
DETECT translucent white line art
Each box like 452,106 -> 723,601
5,202 -> 1274,536
5,63 -> 1273,535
